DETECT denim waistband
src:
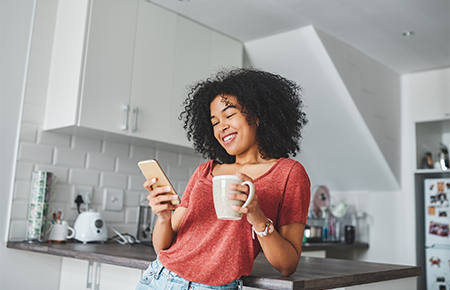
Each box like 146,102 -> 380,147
151,257 -> 243,290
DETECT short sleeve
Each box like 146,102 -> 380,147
178,162 -> 209,208
276,162 -> 311,227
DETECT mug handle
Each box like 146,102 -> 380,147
66,226 -> 75,239
241,181 -> 255,208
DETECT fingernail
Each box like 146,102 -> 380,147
165,186 -> 171,191
151,178 -> 156,183
172,195 -> 178,199
226,194 -> 232,198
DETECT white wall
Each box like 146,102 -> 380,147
1,1 -> 62,290
316,28 -> 402,184
244,26 -> 416,266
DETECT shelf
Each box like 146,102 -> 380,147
415,169 -> 450,174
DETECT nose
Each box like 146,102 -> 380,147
220,124 -> 229,132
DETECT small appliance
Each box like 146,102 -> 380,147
73,211 -> 108,244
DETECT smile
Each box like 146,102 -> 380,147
222,133 -> 237,144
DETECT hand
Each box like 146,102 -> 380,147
227,173 -> 267,230
144,178 -> 178,221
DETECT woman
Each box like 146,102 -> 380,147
136,68 -> 310,290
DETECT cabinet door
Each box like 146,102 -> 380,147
129,1 -> 177,141
78,0 -> 138,134
409,68 -> 450,122
169,16 -> 212,148
99,263 -> 142,289
59,258 -> 142,290
59,258 -> 90,290
210,31 -> 243,72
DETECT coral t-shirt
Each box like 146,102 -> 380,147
158,158 -> 310,286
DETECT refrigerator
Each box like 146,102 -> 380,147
424,178 -> 450,290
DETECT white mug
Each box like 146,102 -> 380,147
47,222 -> 75,243
212,175 -> 255,220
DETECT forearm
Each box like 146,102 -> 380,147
258,230 -> 301,276
152,216 -> 177,253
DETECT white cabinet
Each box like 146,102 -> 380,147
129,0 -> 177,142
44,0 -> 138,135
59,257 -> 142,290
415,119 -> 450,171
408,68 -> 450,122
169,16 -> 243,147
44,0 -> 243,148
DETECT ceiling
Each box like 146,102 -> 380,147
149,0 -> 450,74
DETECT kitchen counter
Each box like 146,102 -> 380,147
7,241 -> 419,290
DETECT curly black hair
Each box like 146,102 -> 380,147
179,68 -> 308,164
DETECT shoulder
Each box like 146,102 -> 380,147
277,158 -> 307,174
192,160 -> 215,178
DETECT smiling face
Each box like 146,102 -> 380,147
210,95 -> 259,159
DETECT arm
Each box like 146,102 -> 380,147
152,206 -> 186,253
253,218 -> 305,276
144,178 -> 187,253
230,171 -> 309,276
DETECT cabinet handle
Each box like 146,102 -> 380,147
132,107 -> 138,132
94,262 -> 101,290
122,105 -> 129,131
86,261 -> 94,289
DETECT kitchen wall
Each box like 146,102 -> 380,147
7,0 -> 204,242
316,28 -> 402,185
244,26 -> 416,266
1,1 -> 63,290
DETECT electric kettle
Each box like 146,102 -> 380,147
73,211 -> 108,244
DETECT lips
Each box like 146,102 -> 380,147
222,133 -> 237,144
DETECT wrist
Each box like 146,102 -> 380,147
252,218 -> 274,239
253,218 -> 269,232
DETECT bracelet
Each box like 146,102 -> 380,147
252,218 -> 274,239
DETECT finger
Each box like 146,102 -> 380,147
152,203 -> 177,215
236,172 -> 253,182
231,204 -> 249,214
143,177 -> 158,189
226,192 -> 248,202
148,185 -> 174,199
227,184 -> 250,197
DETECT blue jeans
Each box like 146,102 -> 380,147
136,258 -> 243,290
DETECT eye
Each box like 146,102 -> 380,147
226,113 -> 236,119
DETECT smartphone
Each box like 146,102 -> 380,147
138,159 -> 180,205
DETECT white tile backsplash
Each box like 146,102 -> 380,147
100,172 -> 128,189
157,150 -> 179,165
13,181 -> 31,200
21,102 -> 45,124
69,168 -> 100,186
87,152 -> 116,171
34,164 -> 69,183
18,142 -> 53,163
103,142 -> 130,158
54,147 -> 86,168
8,0 -> 203,241
38,129 -> 71,147
15,162 -> 35,180
19,123 -> 38,142
72,136 -> 102,152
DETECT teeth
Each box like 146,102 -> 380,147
223,134 -> 235,142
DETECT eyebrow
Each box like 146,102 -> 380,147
210,105 -> 237,119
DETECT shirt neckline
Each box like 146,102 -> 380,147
208,158 -> 286,182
